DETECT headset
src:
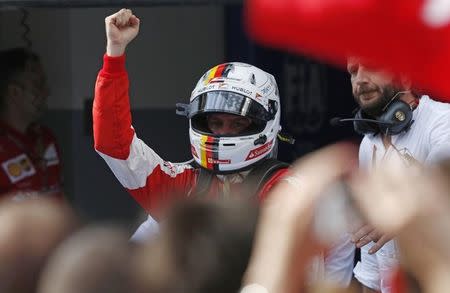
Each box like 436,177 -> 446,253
331,91 -> 414,135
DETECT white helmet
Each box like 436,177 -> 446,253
176,62 -> 281,174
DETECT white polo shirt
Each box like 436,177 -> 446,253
354,95 -> 450,292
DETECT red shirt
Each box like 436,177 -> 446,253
0,121 -> 63,199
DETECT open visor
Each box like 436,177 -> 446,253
187,91 -> 274,122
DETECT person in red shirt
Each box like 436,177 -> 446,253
0,48 -> 63,199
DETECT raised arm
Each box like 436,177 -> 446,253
93,9 -> 195,216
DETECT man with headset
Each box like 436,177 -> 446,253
93,8 -> 356,286
346,58 -> 450,293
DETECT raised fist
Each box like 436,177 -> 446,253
105,9 -> 140,56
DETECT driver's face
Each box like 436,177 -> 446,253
207,113 -> 252,135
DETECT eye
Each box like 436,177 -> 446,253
347,64 -> 357,77
207,119 -> 222,129
232,119 -> 251,130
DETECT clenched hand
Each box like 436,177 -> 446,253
105,8 -> 140,57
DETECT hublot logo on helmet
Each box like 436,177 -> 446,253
231,86 -> 252,96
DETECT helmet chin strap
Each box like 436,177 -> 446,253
382,90 -> 411,112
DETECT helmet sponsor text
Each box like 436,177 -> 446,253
207,158 -> 231,164
245,140 -> 273,160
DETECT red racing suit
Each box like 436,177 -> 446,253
93,54 -> 287,217
0,121 -> 63,199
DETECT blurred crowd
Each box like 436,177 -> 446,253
0,144 -> 449,293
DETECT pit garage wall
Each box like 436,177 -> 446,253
0,6 -> 225,230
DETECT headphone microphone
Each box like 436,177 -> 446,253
329,117 -> 393,127
331,91 -> 414,135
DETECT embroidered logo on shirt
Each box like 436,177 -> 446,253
2,154 -> 36,183
43,144 -> 59,166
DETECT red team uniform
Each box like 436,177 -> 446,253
0,122 -> 63,198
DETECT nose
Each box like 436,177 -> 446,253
353,67 -> 370,85
352,69 -> 371,97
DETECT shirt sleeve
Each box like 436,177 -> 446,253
425,110 -> 450,164
323,232 -> 355,286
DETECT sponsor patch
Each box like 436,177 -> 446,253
231,86 -> 253,96
2,154 -> 36,183
261,83 -> 273,95
218,83 -> 229,89
245,140 -> 273,161
207,158 -> 231,164
43,144 -> 60,166
162,161 -> 177,177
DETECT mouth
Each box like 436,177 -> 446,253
358,90 -> 379,101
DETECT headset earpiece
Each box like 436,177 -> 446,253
353,100 -> 414,135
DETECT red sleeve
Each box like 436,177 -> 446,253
93,54 -> 135,160
92,54 -> 198,218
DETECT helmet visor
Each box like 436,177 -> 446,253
189,91 -> 273,122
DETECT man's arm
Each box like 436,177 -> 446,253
426,106 -> 450,164
93,8 -> 139,160
93,9 -> 195,215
